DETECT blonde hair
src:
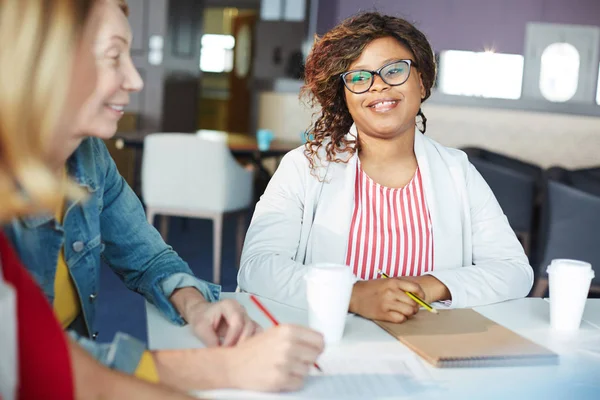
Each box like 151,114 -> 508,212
0,0 -> 95,222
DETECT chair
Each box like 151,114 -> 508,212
571,169 -> 600,197
466,155 -> 539,256
462,148 -> 543,184
142,133 -> 254,284
576,166 -> 600,180
531,170 -> 600,297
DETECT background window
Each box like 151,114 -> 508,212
438,50 -> 524,100
597,64 -> 600,105
539,43 -> 580,102
199,34 -> 235,73
522,23 -> 600,104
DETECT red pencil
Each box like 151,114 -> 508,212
249,294 -> 322,372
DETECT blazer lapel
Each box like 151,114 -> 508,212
307,126 -> 359,266
414,132 -> 463,269
308,154 -> 358,265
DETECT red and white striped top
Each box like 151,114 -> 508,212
345,161 -> 434,280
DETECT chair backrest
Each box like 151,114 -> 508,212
141,133 -> 250,213
571,171 -> 600,198
462,147 -> 543,182
544,166 -> 600,197
480,149 -> 542,181
469,157 -> 537,233
537,179 -> 600,285
576,166 -> 600,180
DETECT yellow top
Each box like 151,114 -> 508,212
53,169 -> 159,382
134,351 -> 160,383
53,170 -> 81,328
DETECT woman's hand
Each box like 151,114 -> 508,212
223,325 -> 325,392
170,288 -> 261,347
153,325 -> 324,393
401,275 -> 451,304
186,298 -> 261,347
349,278 -> 426,323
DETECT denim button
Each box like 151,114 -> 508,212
92,332 -> 98,340
89,293 -> 97,302
72,241 -> 84,253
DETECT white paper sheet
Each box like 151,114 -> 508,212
300,357 -> 434,399
193,356 -> 436,399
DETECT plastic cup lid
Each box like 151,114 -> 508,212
305,264 -> 357,283
547,259 -> 594,278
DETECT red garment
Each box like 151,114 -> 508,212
0,233 -> 74,400
346,163 -> 434,280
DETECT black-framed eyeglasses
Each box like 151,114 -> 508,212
340,59 -> 416,94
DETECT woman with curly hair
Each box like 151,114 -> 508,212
238,12 -> 533,322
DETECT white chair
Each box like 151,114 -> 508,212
142,133 -> 254,284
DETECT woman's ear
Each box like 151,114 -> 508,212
418,72 -> 426,99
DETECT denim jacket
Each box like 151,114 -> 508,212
4,138 -> 220,370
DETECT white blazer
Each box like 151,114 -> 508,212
238,128 -> 533,309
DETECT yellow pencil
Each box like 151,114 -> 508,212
378,270 -> 438,314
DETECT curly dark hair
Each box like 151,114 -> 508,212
301,12 -> 437,171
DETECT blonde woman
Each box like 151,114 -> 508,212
10,0 -> 257,348
5,0 -> 324,394
0,0 -> 196,399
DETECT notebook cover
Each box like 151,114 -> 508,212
374,309 -> 558,368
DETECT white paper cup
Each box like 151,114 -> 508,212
305,263 -> 357,343
547,259 -> 594,332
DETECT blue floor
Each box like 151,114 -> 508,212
96,215 -> 243,343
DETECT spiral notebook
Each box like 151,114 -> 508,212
375,309 -> 558,368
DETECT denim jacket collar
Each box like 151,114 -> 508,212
68,141 -> 99,193
20,140 -> 98,229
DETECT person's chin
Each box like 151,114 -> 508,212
87,123 -> 119,140
368,123 -> 403,137
372,114 -> 415,136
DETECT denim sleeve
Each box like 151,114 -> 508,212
69,331 -> 146,375
93,139 -> 221,326
160,273 -> 221,303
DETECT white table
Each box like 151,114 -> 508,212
147,295 -> 600,399
583,300 -> 600,328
